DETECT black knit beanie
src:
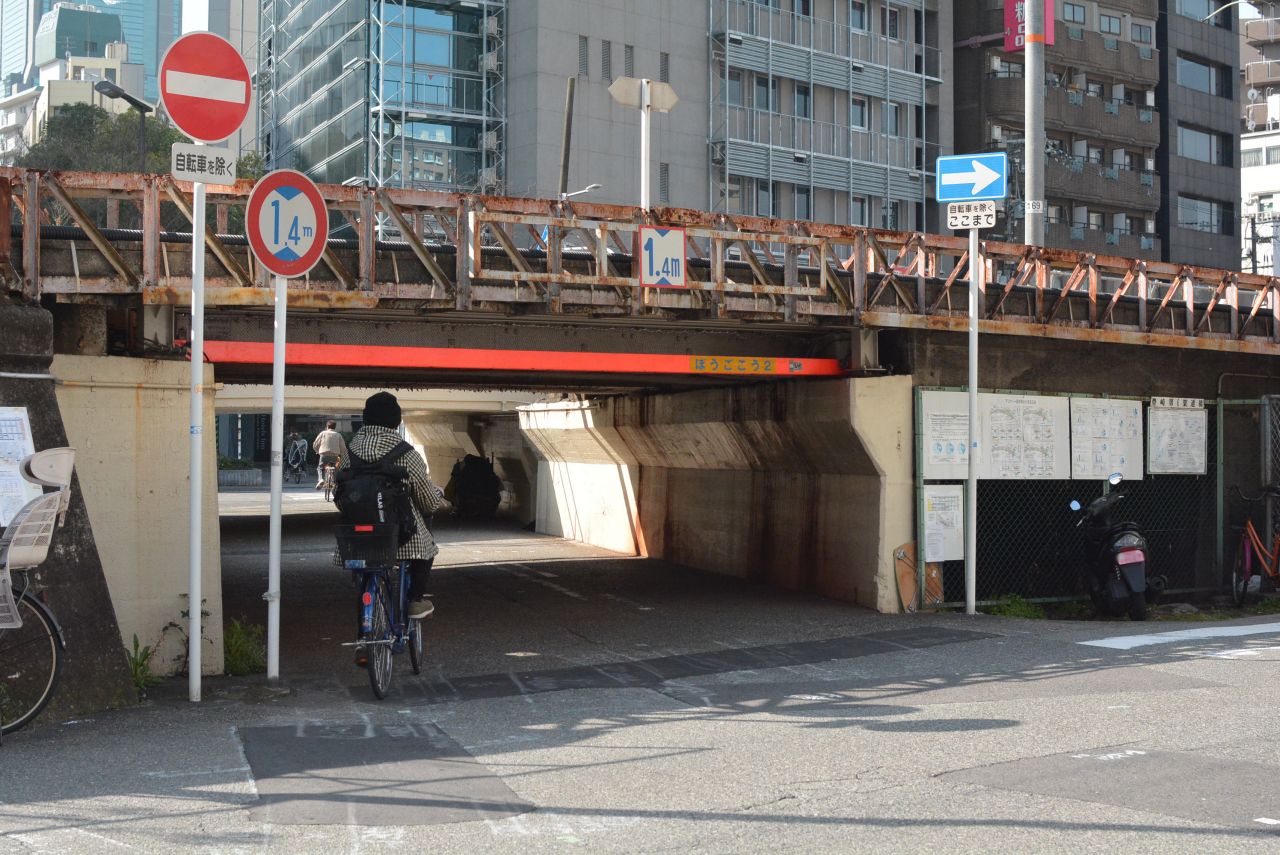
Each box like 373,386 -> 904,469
363,391 -> 401,429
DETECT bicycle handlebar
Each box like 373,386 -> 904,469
1229,483 -> 1280,503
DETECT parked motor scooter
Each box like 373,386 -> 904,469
1070,473 -> 1163,621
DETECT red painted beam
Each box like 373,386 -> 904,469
202,341 -> 845,378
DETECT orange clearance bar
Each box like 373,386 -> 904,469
202,341 -> 845,377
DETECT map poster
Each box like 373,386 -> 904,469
0,407 -> 40,527
1070,398 -> 1144,481
1148,405 -> 1208,475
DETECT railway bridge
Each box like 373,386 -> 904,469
2,167 -> 1278,693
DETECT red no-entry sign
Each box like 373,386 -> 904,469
246,170 -> 329,279
159,32 -> 251,144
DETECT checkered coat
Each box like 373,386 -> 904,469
339,426 -> 443,562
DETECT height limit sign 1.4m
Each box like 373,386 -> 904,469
245,169 -> 329,279
638,226 -> 687,288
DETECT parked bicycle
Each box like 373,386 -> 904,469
0,448 -> 75,739
334,523 -> 424,698
1228,483 -> 1280,606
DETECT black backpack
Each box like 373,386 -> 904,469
333,441 -> 418,546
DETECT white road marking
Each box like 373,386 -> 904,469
1078,621 -> 1280,650
165,70 -> 248,104
1211,645 -> 1280,659
1254,817 -> 1280,825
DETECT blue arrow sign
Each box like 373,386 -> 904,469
935,152 -> 1008,202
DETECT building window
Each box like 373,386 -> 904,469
727,70 -> 743,106
1178,195 -> 1231,234
659,162 -> 670,204
795,185 -> 810,220
794,83 -> 810,118
851,1 -> 867,31
884,102 -> 902,136
851,96 -> 868,129
624,44 -> 634,78
883,6 -> 899,40
1243,148 -> 1264,168
755,75 -> 778,111
660,52 -> 670,83
756,179 -> 780,217
1062,2 -> 1086,24
1131,23 -> 1152,44
578,36 -> 588,78
1268,146 -> 1280,165
1088,211 -> 1104,231
601,40 -> 612,81
851,196 -> 867,225
726,175 -> 745,213
1177,54 -> 1231,98
1099,14 -> 1121,35
1178,123 -> 1229,165
1176,0 -> 1230,28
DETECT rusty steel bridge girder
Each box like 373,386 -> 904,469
2,166 -> 1278,355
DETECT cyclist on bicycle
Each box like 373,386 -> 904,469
286,431 -> 308,480
313,420 -> 348,489
339,393 -> 444,620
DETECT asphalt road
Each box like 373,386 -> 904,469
2,507 -> 1279,853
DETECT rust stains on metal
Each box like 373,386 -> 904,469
144,286 -> 378,309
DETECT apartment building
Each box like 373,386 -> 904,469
257,0 -> 951,231
954,0 -> 1163,260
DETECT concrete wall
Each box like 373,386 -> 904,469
521,377 -> 915,612
52,355 -> 224,676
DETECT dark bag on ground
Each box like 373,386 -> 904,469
334,441 -> 418,546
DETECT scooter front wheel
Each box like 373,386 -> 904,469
1128,590 -> 1147,622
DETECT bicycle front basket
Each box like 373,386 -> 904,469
334,524 -> 399,566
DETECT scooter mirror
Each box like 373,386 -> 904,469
1069,499 -> 1082,512
1108,472 -> 1123,486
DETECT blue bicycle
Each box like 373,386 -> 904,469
335,524 -> 423,698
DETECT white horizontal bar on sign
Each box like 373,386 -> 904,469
165,70 -> 248,104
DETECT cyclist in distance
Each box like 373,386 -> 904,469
339,392 -> 444,619
286,430 -> 308,482
313,419 -> 348,489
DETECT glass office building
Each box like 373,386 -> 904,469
258,0 -> 506,192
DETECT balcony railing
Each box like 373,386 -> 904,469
716,105 -> 934,171
713,0 -> 941,79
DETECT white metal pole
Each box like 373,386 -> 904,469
966,226 -> 980,616
639,78 -> 651,209
1024,0 -> 1045,246
266,273 -> 287,682
188,178 -> 206,702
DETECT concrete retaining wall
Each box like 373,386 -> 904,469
53,355 -> 224,676
521,377 -> 914,612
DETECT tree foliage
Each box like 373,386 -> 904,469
17,103 -> 189,174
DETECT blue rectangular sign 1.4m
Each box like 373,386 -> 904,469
935,152 -> 1008,203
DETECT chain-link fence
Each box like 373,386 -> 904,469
916,388 -> 1232,608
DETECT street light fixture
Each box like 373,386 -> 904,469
93,80 -> 153,173
559,182 -> 602,201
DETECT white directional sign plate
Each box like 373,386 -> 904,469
947,201 -> 997,231
638,226 -> 687,287
936,152 -> 1008,202
171,143 -> 236,186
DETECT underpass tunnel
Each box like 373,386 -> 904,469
53,353 -> 913,682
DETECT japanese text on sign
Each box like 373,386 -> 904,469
1004,0 -> 1056,52
171,143 -> 237,186
689,356 -> 801,375
947,201 -> 997,230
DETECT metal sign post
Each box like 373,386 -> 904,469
607,76 -> 678,209
937,154 -> 1007,615
159,31 -> 251,702
245,170 -> 329,682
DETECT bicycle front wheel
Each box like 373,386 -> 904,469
0,592 -> 63,734
408,618 -> 423,675
366,579 -> 393,699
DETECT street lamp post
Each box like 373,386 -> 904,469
559,182 -> 602,202
93,80 -> 153,173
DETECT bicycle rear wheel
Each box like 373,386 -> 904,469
1232,537 -> 1257,607
408,618 -> 423,675
366,578 -> 393,699
0,592 -> 63,734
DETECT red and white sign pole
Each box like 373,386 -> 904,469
160,31 -> 251,701
245,171 -> 329,682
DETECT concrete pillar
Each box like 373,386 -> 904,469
51,354 -> 225,676
520,377 -> 915,612
0,299 -> 138,720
